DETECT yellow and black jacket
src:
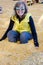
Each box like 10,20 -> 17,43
11,13 -> 31,33
0,13 -> 39,47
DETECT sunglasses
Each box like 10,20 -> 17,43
16,7 -> 25,10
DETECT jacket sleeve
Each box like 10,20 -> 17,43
0,19 -> 14,41
29,16 -> 39,47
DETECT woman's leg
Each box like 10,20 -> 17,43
20,32 -> 33,43
7,30 -> 20,42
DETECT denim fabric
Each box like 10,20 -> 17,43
7,30 -> 32,43
20,32 -> 32,43
7,30 -> 20,42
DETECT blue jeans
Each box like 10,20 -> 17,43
7,30 -> 33,43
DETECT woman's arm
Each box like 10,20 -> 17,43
29,16 -> 39,47
0,19 -> 14,41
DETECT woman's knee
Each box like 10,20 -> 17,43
20,32 -> 32,43
7,30 -> 18,42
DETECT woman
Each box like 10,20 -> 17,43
0,1 -> 39,47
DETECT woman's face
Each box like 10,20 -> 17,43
16,4 -> 25,17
